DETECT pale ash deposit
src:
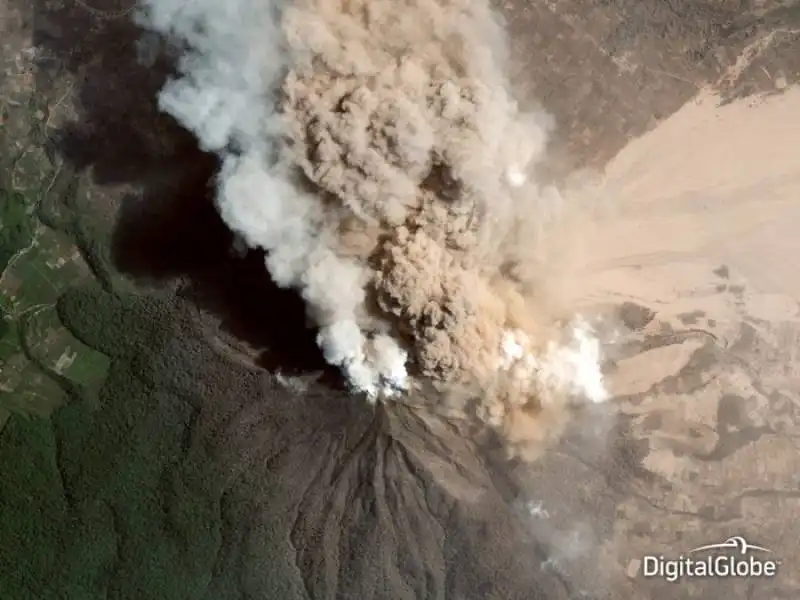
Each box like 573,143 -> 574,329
137,0 -> 608,423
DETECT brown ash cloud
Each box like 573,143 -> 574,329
136,0 -> 604,458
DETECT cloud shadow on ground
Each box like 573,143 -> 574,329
31,0 -> 336,379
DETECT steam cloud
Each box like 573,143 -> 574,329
136,0 -> 608,451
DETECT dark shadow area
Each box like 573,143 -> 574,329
109,155 -> 339,380
33,2 -> 182,185
31,0 -> 335,380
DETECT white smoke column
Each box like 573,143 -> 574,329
135,0 -> 407,399
539,318 -> 609,404
496,318 -> 608,406
136,0 -> 610,430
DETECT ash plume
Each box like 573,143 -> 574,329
135,0 -> 608,454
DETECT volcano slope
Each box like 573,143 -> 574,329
1,0 -> 799,598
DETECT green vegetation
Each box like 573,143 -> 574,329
0,188 -> 35,273
0,43 -> 247,600
0,222 -> 111,417
0,101 -> 231,593
0,414 -> 68,595
0,306 -> 8,343
0,131 -> 112,420
56,286 -> 173,358
0,287 -> 224,600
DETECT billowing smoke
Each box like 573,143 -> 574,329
135,0 -> 608,452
